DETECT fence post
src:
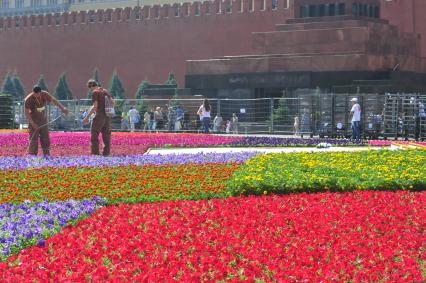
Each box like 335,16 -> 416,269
216,98 -> 221,115
270,98 -> 274,134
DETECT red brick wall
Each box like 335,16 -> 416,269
0,0 -> 293,98
381,0 -> 426,57
0,0 -> 425,98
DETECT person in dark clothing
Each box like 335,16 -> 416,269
83,79 -> 115,156
24,86 -> 69,156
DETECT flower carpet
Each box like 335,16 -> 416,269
368,140 -> 426,148
0,132 -> 361,156
0,132 -> 425,282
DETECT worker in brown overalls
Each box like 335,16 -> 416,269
24,86 -> 69,156
83,79 -> 115,156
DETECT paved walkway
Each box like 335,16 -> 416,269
147,146 -> 382,155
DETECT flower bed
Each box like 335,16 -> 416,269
0,197 -> 104,260
0,132 -> 243,156
0,152 -> 258,170
0,133 -> 367,157
0,144 -> 151,157
1,131 -> 424,281
227,149 -> 426,195
0,163 -> 239,204
369,140 -> 426,147
0,132 -> 243,147
1,191 -> 424,281
230,136 -> 361,147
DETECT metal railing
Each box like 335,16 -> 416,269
11,93 -> 426,139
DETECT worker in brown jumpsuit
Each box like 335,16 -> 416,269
83,79 -> 115,156
24,86 -> 69,156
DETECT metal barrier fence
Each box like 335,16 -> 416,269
12,93 -> 426,139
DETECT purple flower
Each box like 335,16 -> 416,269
0,152 -> 260,170
229,137 -> 358,146
37,239 -> 45,247
0,197 -> 104,259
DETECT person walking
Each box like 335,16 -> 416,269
226,120 -> 231,134
128,106 -> 139,132
349,97 -> 361,142
231,113 -> 239,134
153,107 -> 162,131
121,111 -> 129,131
213,114 -> 223,133
83,79 -> 115,156
197,98 -> 211,133
167,106 -> 177,132
24,85 -> 69,156
175,106 -> 184,131
143,110 -> 151,132
148,108 -> 155,131
293,116 -> 300,136
414,97 -> 426,140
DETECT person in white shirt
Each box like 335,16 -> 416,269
128,106 -> 140,132
213,114 -> 223,133
349,97 -> 361,142
293,116 -> 300,136
197,99 -> 211,133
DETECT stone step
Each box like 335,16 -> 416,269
186,53 -> 396,75
218,51 -> 363,60
252,22 -> 411,56
252,27 -> 371,54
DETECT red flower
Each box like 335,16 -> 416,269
1,191 -> 424,281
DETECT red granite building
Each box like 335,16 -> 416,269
186,0 -> 426,98
0,0 -> 425,98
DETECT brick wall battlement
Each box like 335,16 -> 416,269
0,0 -> 291,30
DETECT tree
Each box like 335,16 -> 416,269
61,74 -> 73,100
1,73 -> 17,97
87,67 -> 100,101
12,72 -> 25,100
53,73 -> 73,100
108,70 -> 126,115
164,71 -> 177,86
169,88 -> 181,108
93,67 -> 100,85
108,70 -> 125,99
272,95 -> 292,126
135,80 -> 150,113
36,75 -> 49,92
135,80 -> 149,100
